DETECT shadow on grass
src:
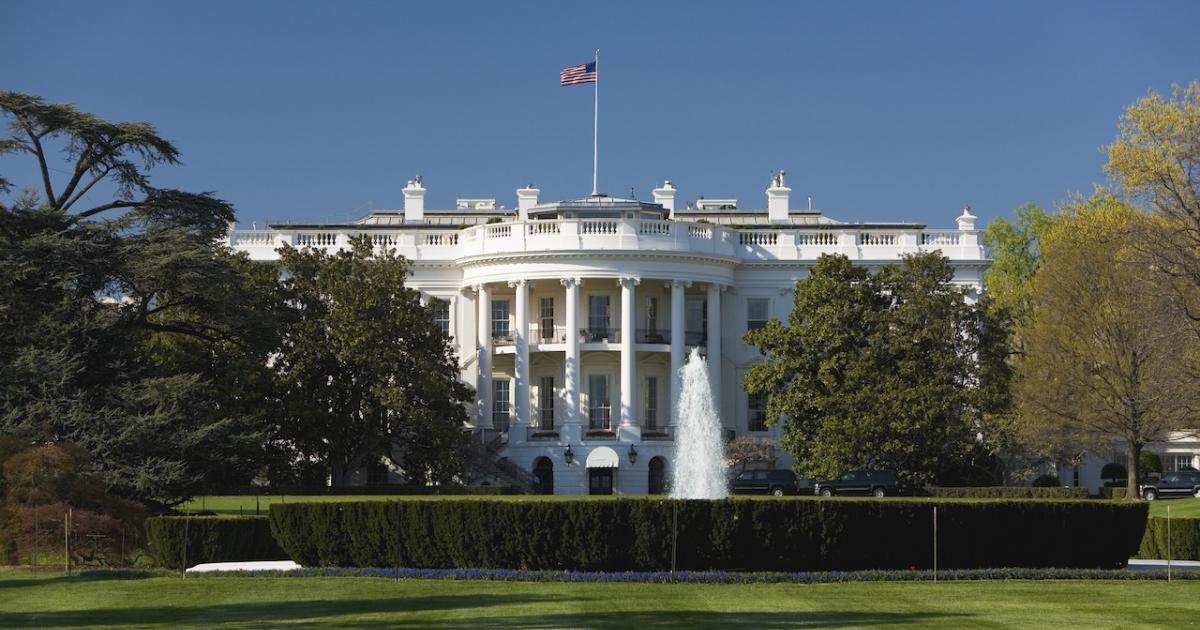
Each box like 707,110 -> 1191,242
0,593 -> 591,628
0,594 -> 966,629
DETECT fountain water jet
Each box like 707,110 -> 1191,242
670,347 -> 728,499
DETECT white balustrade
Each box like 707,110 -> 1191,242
921,232 -> 961,246
860,233 -> 898,246
795,232 -> 838,246
228,221 -> 983,263
739,231 -> 779,246
580,220 -> 618,235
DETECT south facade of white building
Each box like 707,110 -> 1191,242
228,174 -> 992,495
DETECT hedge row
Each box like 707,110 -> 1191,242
146,516 -> 287,569
269,498 -> 1146,572
221,484 -> 516,496
1101,488 -> 1131,500
1136,517 -> 1200,561
921,487 -> 1090,499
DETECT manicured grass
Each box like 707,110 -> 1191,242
179,494 -> 623,515
182,493 -> 1114,516
0,573 -> 1196,629
1149,498 -> 1200,518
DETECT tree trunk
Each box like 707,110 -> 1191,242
1126,442 -> 1142,501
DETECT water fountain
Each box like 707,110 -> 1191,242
670,347 -> 729,499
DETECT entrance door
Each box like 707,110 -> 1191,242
588,468 -> 614,495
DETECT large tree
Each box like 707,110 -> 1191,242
0,92 -> 279,505
1106,82 -> 1200,337
744,253 -> 1011,485
981,203 -> 1058,344
1015,193 -> 1200,499
274,238 -> 471,486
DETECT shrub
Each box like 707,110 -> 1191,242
921,486 -> 1089,499
1032,475 -> 1061,487
1101,462 -> 1128,483
1136,517 -> 1200,561
1101,488 -> 1130,500
145,516 -> 287,570
269,498 -> 1146,571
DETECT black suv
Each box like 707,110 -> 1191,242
732,469 -> 804,496
1140,470 -> 1200,500
814,470 -> 898,497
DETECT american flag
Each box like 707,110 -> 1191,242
560,62 -> 597,86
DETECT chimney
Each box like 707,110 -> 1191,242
403,176 -> 426,222
517,185 -> 540,220
652,180 -> 677,217
766,170 -> 790,222
956,205 -> 977,231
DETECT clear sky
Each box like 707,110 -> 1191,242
3,0 -> 1198,228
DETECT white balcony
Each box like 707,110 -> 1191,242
226,219 -> 985,263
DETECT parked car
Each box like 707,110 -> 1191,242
731,469 -> 807,496
814,470 -> 898,497
1139,470 -> 1200,500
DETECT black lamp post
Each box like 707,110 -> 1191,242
628,444 -> 638,464
564,444 -> 574,465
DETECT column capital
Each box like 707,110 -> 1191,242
507,279 -> 529,289
708,282 -> 729,292
560,277 -> 582,288
617,276 -> 641,288
470,283 -> 488,294
666,279 -> 693,289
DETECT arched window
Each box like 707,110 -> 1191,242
533,457 -> 554,495
648,456 -> 667,495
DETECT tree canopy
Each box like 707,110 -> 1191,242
743,253 -> 1011,485
1014,193 -> 1200,497
0,92 -> 280,506
273,238 -> 471,486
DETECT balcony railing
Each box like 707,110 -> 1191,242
527,426 -> 559,441
641,427 -> 674,441
636,328 -> 670,344
581,328 -> 619,343
228,219 -> 985,263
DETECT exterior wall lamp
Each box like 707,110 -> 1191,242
628,444 -> 638,464
564,444 -> 574,465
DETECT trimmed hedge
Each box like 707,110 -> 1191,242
1136,517 -> 1200,560
1101,487 -> 1131,500
221,484 -> 517,496
146,516 -> 287,569
921,486 -> 1090,499
269,498 -> 1146,571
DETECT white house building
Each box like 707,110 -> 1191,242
227,174 -> 994,495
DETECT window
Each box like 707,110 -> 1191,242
1172,454 -> 1195,472
539,376 -> 555,430
747,298 -> 769,331
645,297 -> 658,333
685,298 -> 707,345
747,392 -> 768,432
431,299 -> 451,336
644,376 -> 659,430
492,300 -> 510,338
588,374 -> 611,430
540,297 -> 555,340
588,295 -> 610,339
492,379 -> 511,432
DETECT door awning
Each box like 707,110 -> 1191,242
585,446 -> 619,469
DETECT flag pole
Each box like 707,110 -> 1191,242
592,48 -> 599,196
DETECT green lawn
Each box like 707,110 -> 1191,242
183,493 -> 1153,516
0,573 -> 1196,629
1149,498 -> 1200,518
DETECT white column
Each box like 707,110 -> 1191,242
707,282 -> 723,414
669,280 -> 687,430
561,278 -> 581,442
476,283 -> 492,429
619,277 -> 640,435
510,279 -> 530,443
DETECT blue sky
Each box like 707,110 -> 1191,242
3,0 -> 1198,228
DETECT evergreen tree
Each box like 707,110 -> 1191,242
744,253 -> 1011,485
